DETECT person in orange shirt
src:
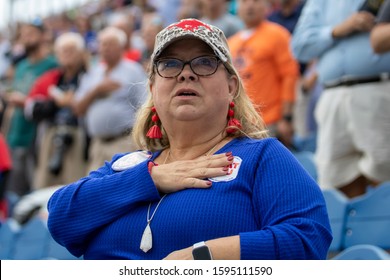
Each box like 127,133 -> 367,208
228,0 -> 299,147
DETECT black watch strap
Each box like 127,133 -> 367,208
192,241 -> 213,260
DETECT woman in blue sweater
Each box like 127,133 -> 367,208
47,18 -> 332,260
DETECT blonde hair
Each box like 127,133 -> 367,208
132,59 -> 268,152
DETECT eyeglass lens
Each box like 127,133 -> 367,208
156,56 -> 219,78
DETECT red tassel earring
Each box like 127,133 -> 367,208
146,107 -> 163,139
226,101 -> 241,134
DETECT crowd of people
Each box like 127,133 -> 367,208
0,0 -> 390,259
0,0 -> 167,207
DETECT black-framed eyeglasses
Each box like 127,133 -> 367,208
154,55 -> 221,78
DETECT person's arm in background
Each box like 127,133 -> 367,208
292,0 -> 375,62
371,0 -> 390,53
301,60 -> 318,92
331,11 -> 375,38
291,0 -> 336,62
371,23 -> 390,53
73,77 -> 120,116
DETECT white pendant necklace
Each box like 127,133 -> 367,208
140,149 -> 170,253
140,193 -> 167,253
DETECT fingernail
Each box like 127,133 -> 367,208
206,181 -> 212,186
222,166 -> 229,171
227,155 -> 234,161
225,151 -> 232,156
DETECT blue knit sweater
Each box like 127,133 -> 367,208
47,137 -> 332,259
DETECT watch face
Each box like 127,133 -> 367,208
192,246 -> 212,260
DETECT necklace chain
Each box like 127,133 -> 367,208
146,194 -> 167,223
164,139 -> 222,164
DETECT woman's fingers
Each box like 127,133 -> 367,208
192,152 -> 234,168
150,152 -> 234,193
175,153 -> 234,178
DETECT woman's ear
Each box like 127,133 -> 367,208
228,75 -> 239,99
149,83 -> 153,94
149,82 -> 157,101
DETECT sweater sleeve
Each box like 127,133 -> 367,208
47,153 -> 161,257
239,140 -> 332,259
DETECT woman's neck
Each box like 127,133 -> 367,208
166,130 -> 228,162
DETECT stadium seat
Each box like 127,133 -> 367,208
292,150 -> 317,181
47,235 -> 80,260
11,217 -> 50,259
5,191 -> 20,219
322,189 -> 348,254
343,181 -> 390,249
1,215 -> 80,260
332,244 -> 390,260
0,218 -> 20,259
3,186 -> 80,260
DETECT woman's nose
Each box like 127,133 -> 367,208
177,64 -> 198,82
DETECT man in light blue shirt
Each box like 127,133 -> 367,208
291,0 -> 390,198
75,27 -> 147,173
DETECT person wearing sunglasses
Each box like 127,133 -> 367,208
47,19 -> 332,260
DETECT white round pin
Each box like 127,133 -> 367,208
209,156 -> 242,182
112,151 -> 152,171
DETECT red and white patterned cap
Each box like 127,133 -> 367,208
151,18 -> 232,63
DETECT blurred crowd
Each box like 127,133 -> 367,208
1,0 -> 390,223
